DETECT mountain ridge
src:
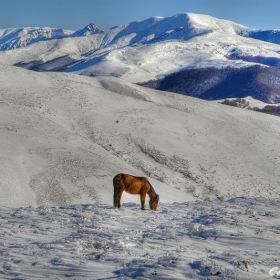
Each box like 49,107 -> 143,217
0,26 -> 75,50
2,13 -> 280,51
2,13 -> 280,102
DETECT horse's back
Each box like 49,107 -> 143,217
114,173 -> 144,182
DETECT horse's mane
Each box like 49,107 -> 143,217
145,177 -> 157,195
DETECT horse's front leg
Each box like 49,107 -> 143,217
140,192 -> 147,210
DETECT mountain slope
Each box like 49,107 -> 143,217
0,63 -> 279,208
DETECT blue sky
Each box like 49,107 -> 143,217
1,0 -> 280,31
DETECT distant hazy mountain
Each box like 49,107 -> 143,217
2,13 -> 280,102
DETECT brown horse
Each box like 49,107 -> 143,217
113,173 -> 159,210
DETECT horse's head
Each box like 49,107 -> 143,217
149,195 -> 159,211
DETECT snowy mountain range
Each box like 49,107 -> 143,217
2,13 -> 280,102
2,13 -> 280,51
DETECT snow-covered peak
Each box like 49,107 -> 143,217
186,13 -> 250,34
96,12 -> 255,50
105,12 -> 280,47
187,13 -> 280,44
122,12 -> 250,35
71,23 -> 105,37
98,13 -> 205,48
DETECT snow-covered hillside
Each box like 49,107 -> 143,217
0,62 -> 279,208
0,47 -> 280,279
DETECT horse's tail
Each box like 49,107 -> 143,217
113,173 -> 124,209
113,174 -> 119,208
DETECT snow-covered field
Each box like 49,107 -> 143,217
1,198 -> 279,279
0,62 -> 279,279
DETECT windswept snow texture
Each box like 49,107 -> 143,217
0,198 -> 279,279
